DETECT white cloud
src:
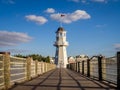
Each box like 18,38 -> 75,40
25,15 -> 48,25
114,44 -> 120,49
95,24 -> 106,28
2,0 -> 15,4
68,0 -> 117,3
50,10 -> 91,24
45,8 -> 55,13
3,49 -> 31,54
0,31 -> 32,47
69,0 -> 80,3
8,0 -> 15,4
81,0 -> 87,3
91,0 -> 107,3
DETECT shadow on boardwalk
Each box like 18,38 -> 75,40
9,68 -> 117,90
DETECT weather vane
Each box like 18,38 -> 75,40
60,14 -> 65,27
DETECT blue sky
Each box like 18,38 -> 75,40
0,0 -> 120,57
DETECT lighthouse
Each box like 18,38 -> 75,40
54,27 -> 69,68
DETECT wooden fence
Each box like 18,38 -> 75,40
67,52 -> 120,89
0,52 -> 56,90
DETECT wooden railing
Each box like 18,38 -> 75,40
0,52 -> 56,90
0,54 -> 4,89
67,52 -> 120,89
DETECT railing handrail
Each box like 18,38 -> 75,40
0,53 -> 56,90
67,52 -> 119,88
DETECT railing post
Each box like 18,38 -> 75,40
87,59 -> 90,77
67,64 -> 70,69
82,61 -> 84,75
42,62 -> 45,73
70,63 -> 72,70
70,64 -> 72,70
48,63 -> 49,71
40,62 -> 43,74
46,63 -> 48,72
102,57 -> 106,80
44,63 -> 46,72
90,59 -> 93,77
71,63 -> 73,70
26,57 -> 31,80
78,62 -> 80,73
73,63 -> 75,71
73,63 -> 74,70
98,56 -> 102,81
74,63 -> 76,71
35,60 -> 38,76
80,62 -> 82,73
3,52 -> 10,89
117,52 -> 120,89
45,63 -> 47,72
68,64 -> 70,69
76,62 -> 78,72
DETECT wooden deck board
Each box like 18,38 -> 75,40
9,68 -> 117,90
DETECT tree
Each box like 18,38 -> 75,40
45,56 -> 50,63
14,54 -> 51,63
28,54 -> 42,61
14,54 -> 26,58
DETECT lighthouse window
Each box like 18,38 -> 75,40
60,33 -> 62,36
57,37 -> 59,40
64,33 -> 66,36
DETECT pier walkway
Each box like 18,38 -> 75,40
9,68 -> 116,90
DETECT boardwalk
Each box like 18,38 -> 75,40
9,68 -> 116,90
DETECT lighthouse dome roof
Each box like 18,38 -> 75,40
56,27 -> 65,33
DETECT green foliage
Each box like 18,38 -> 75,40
46,56 -> 50,63
28,54 -> 42,61
14,54 -> 50,63
14,54 -> 27,58
42,56 -> 50,63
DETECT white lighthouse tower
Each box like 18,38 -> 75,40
54,27 -> 69,68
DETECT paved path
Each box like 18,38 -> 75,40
9,68 -> 116,90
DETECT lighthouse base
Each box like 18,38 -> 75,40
55,46 -> 68,68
